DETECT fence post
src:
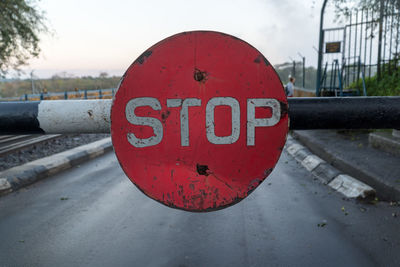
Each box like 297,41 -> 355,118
316,0 -> 328,97
377,0 -> 384,80
292,61 -> 296,78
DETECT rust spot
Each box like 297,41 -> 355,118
254,55 -> 271,66
254,56 -> 261,63
196,164 -> 209,176
161,110 -> 171,123
87,110 -> 94,118
194,68 -> 207,82
137,50 -> 152,64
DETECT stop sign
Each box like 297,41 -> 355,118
111,31 -> 288,211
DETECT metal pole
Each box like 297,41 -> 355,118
298,53 -> 305,88
288,97 -> 400,129
0,98 -> 400,134
377,0 -> 385,80
316,0 -> 329,97
302,57 -> 305,88
293,61 -> 296,79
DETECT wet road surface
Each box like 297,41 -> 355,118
0,151 -> 399,266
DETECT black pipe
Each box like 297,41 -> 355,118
0,101 -> 44,134
0,97 -> 399,134
288,97 -> 400,130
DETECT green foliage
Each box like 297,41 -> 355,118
0,75 -> 121,97
0,0 -> 48,76
347,60 -> 400,96
332,0 -> 400,18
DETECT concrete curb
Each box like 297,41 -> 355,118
0,137 -> 112,196
291,130 -> 400,201
369,132 -> 400,157
286,135 -> 375,199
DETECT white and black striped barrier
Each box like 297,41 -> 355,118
1,97 -> 400,135
0,100 -> 111,134
2,30 -> 400,212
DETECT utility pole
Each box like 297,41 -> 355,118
316,0 -> 328,96
293,61 -> 296,79
298,52 -> 306,88
289,56 -> 296,79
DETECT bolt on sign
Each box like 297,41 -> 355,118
111,31 -> 289,212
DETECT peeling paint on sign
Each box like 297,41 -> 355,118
111,31 -> 288,212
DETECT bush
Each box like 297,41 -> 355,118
348,61 -> 400,96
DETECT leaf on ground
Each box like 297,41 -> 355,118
60,197 -> 69,201
317,220 -> 327,227
341,206 -> 349,215
369,197 -> 379,205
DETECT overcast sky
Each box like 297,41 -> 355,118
21,0 -> 338,78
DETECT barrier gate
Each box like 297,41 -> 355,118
1,31 -> 400,212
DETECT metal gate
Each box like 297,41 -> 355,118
317,3 -> 400,96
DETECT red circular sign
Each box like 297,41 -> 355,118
111,31 -> 288,211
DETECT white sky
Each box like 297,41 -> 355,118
21,0 -> 337,78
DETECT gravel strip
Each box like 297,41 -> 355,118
0,134 -> 110,172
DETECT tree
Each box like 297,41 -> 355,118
99,72 -> 109,78
332,0 -> 400,18
332,0 -> 400,79
0,0 -> 48,77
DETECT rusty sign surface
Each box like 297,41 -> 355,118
111,31 -> 288,211
325,42 -> 341,53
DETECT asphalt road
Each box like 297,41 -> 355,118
0,151 -> 399,267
